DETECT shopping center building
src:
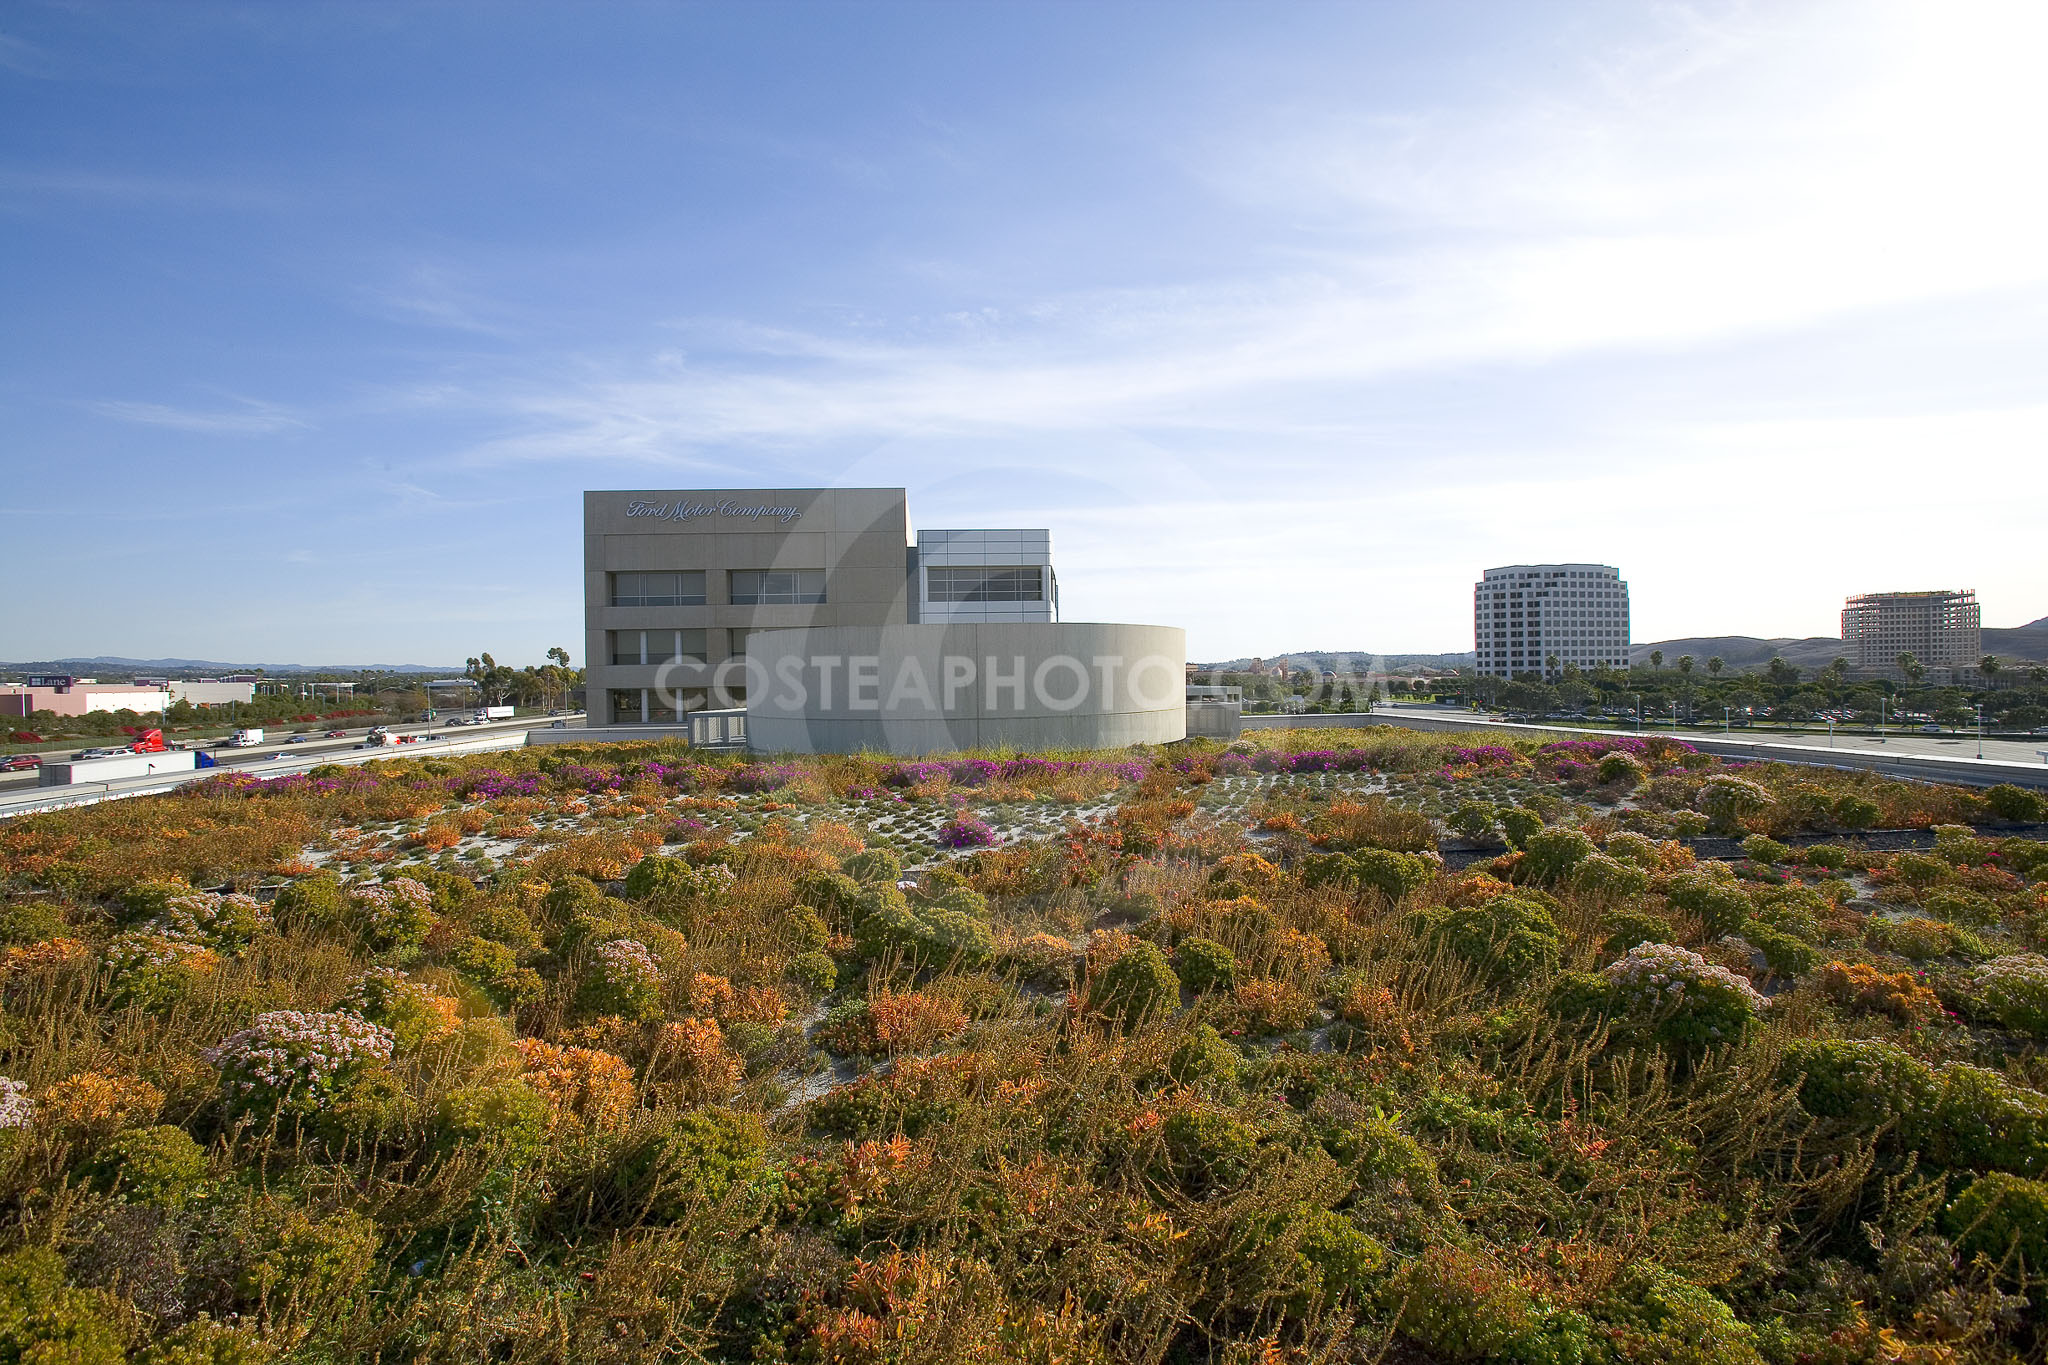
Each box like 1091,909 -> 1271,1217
582,488 -> 1183,754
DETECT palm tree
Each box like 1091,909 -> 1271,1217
1676,656 -> 1694,676
1546,652 -> 1560,678
1896,652 -> 1924,684
1650,649 -> 1664,671
1980,654 -> 2001,681
1707,656 -> 1723,677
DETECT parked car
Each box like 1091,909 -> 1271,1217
0,755 -> 42,771
1918,723 -> 1943,733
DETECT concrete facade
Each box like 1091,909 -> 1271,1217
0,683 -> 170,718
1842,589 -> 1982,669
584,489 -> 912,727
743,623 -> 1187,755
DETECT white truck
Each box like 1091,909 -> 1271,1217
227,728 -> 266,748
40,750 -> 199,787
475,706 -> 515,722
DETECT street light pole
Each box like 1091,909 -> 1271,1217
1976,703 -> 1984,760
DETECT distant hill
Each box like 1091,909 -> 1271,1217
1196,650 -> 1476,673
1630,623 -> 2048,671
1,657 -> 459,676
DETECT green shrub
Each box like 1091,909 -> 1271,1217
1832,795 -> 1880,830
439,1079 -> 549,1166
1696,777 -> 1775,834
1924,1064 -> 2048,1176
1448,801 -> 1497,842
1160,1106 -> 1259,1193
1422,894 -> 1562,984
335,968 -> 457,1050
0,1247 -> 126,1365
1089,942 -> 1181,1029
541,874 -> 609,923
611,1107 -> 768,1219
1945,1172 -> 2048,1286
0,898 -> 66,946
1667,810 -> 1711,838
1803,843 -> 1850,870
1603,943 -> 1766,1054
1593,1265 -> 1762,1365
1976,954 -> 2048,1036
783,905 -> 831,954
796,871 -> 864,927
1300,852 -> 1355,890
1664,871 -> 1753,938
135,1314 -> 270,1365
786,950 -> 837,996
576,938 -> 666,1022
1601,831 -> 1661,866
86,1124 -> 209,1207
1887,852 -> 1950,890
1397,1245 -> 1592,1365
1572,852 -> 1650,900
840,848 -> 902,886
271,873 -> 347,933
1596,751 -> 1644,788
1922,888 -> 1998,927
1286,1204 -> 1387,1303
1350,848 -> 1437,901
1741,920 -> 1821,978
1867,915 -> 1985,961
1174,936 -> 1237,993
1600,907 -> 1670,958
469,901 -> 539,949
449,935 -> 545,1008
1521,827 -> 1595,884
623,854 -> 695,901
850,887 -> 993,969
1741,835 -> 1792,865
1498,806 -> 1544,850
1984,784 -> 2046,823
1164,1024 -> 1240,1088
1322,1108 -> 1437,1188
237,1206 -> 383,1322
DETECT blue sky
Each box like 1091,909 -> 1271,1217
4,1 -> 2044,668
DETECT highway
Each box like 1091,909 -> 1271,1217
0,713 -> 585,818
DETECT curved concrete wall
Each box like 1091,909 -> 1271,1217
743,623 -> 1186,755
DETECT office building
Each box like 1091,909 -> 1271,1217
1473,563 -> 1630,679
1841,589 -> 1981,669
583,489 -> 1183,753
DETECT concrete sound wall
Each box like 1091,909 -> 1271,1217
744,623 -> 1186,755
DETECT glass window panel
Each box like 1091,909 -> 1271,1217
608,571 -> 705,606
926,566 -> 1044,602
730,569 -> 825,605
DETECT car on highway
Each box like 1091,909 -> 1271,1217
326,729 -> 347,738
1918,723 -> 1943,733
444,717 -> 469,727
548,719 -> 567,728
0,755 -> 42,771
71,747 -> 121,760
286,734 -> 309,743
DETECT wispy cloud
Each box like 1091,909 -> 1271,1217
93,398 -> 308,435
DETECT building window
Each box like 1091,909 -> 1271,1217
607,630 -> 708,665
609,571 -> 706,607
608,689 -> 645,724
926,566 -> 1044,603
730,569 -> 826,605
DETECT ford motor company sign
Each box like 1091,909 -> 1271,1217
625,498 -> 804,525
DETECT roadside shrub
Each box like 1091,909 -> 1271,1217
1867,915 -> 1985,961
0,898 -> 66,946
1601,907 -> 1671,958
850,887 -> 993,970
1697,777 -> 1775,833
1945,1172 -> 2048,1286
1421,893 -> 1562,984
623,854 -> 695,901
1886,853 -> 1951,890
1228,976 -> 1315,1035
515,1038 -> 638,1131
1925,1064 -> 2048,1176
816,991 -> 967,1056
1833,795 -> 1880,830
1976,954 -> 2048,1036
1174,936 -> 1237,993
1922,888 -> 1999,927
996,932 -> 1079,990
1498,807 -> 1543,850
1594,1265 -> 1762,1365
1286,1204 -> 1388,1303
104,931 -> 218,1009
449,935 -> 544,1008
1601,831 -> 1661,866
1664,871 -> 1753,938
782,905 -> 830,954
1089,942 -> 1180,1029
1351,848 -> 1438,902
1602,943 -> 1766,1053
85,1123 -> 209,1207
348,877 -> 435,955
1983,784 -> 2045,823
